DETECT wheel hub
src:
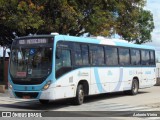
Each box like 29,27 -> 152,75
79,89 -> 84,102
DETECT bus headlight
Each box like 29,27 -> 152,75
43,81 -> 51,90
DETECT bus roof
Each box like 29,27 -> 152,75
15,34 -> 155,50
60,35 -> 155,50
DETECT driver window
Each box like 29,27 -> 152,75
56,49 -> 71,71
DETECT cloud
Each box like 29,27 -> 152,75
145,0 -> 160,48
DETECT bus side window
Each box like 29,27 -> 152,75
150,51 -> 155,65
56,49 -> 71,71
131,49 -> 140,65
74,44 -> 89,66
90,45 -> 104,65
81,45 -> 89,65
55,48 -> 72,78
105,47 -> 118,65
74,44 -> 82,65
119,48 -> 130,65
62,49 -> 71,67
141,50 -> 150,65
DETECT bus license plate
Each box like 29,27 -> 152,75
23,96 -> 30,99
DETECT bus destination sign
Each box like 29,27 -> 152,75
19,39 -> 48,45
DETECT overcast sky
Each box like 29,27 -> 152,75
145,0 -> 160,49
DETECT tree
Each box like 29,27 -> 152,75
136,9 -> 154,44
0,0 -> 44,46
0,0 -> 154,46
39,0 -> 115,36
114,0 -> 154,44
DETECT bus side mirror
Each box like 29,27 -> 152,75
56,48 -> 62,59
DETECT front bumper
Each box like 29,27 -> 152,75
8,88 -> 55,100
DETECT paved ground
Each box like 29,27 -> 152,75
0,86 -> 160,120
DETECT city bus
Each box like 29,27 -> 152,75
8,34 -> 156,105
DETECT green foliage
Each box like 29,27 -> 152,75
4,0 -> 44,32
114,0 -> 154,44
0,0 -> 155,45
0,0 -> 44,45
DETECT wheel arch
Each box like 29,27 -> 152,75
77,80 -> 89,96
133,76 -> 139,88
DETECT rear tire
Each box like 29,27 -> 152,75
73,84 -> 84,105
126,79 -> 139,95
39,100 -> 49,104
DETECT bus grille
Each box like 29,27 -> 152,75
12,78 -> 45,85
15,92 -> 39,99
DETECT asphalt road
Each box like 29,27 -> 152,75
0,86 -> 160,120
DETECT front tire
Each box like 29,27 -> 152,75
73,84 -> 84,105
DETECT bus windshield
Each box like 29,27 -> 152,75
10,47 -> 53,78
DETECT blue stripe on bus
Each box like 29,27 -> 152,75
94,68 -> 105,93
62,35 -> 100,44
113,67 -> 123,91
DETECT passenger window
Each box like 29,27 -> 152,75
150,51 -> 155,65
105,47 -> 118,65
75,44 -> 82,65
81,45 -> 89,65
131,49 -> 140,65
119,48 -> 130,65
141,50 -> 150,65
90,45 -> 104,65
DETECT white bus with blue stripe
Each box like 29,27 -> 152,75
8,34 -> 156,105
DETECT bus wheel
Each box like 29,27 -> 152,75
74,84 -> 84,105
124,79 -> 139,95
39,100 -> 49,104
130,79 -> 139,95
